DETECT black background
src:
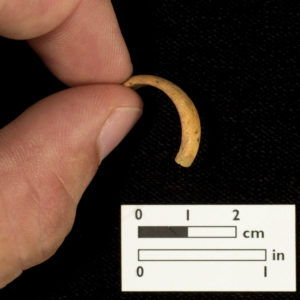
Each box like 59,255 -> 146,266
0,0 -> 299,299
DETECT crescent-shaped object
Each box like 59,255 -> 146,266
123,75 -> 201,168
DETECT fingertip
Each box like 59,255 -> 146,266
28,0 -> 133,85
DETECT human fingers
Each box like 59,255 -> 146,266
0,0 -> 81,39
28,0 -> 132,85
0,84 -> 142,288
0,0 -> 132,85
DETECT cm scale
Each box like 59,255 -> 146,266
121,205 -> 296,292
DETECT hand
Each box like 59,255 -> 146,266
0,0 -> 142,288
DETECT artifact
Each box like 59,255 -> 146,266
123,75 -> 201,167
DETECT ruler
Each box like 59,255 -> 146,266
121,205 -> 296,292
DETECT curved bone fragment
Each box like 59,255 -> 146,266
123,75 -> 201,167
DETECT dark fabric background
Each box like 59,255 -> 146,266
0,0 -> 299,299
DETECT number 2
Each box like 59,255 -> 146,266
233,209 -> 240,221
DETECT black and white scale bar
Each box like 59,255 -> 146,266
138,226 -> 237,238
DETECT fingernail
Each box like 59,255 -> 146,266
98,107 -> 142,161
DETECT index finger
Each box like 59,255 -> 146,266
28,0 -> 132,86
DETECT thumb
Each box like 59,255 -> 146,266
0,84 -> 142,288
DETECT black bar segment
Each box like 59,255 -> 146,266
138,226 -> 188,238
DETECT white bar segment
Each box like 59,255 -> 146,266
139,249 -> 266,261
188,226 -> 236,237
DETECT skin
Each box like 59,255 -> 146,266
0,0 -> 143,288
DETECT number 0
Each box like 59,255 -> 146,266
135,209 -> 142,220
137,266 -> 144,277
135,209 -> 143,220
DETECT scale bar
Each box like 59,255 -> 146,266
138,249 -> 267,261
138,226 -> 236,238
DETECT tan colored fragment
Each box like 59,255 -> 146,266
123,75 -> 201,167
